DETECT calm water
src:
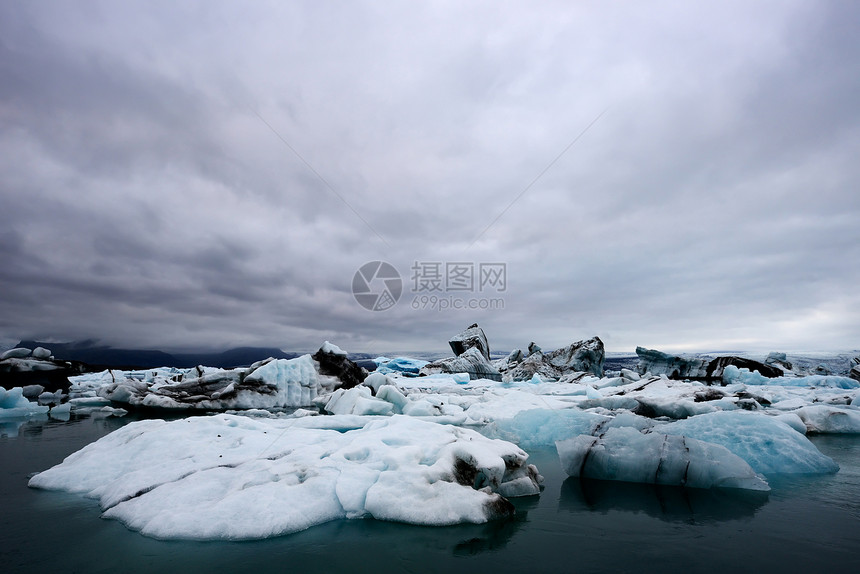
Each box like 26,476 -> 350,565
1,414 -> 858,574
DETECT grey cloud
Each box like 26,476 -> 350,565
0,1 -> 858,354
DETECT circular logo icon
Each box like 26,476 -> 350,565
352,261 -> 402,311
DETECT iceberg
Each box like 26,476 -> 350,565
661,411 -> 839,475
29,415 -> 542,540
636,348 -> 781,380
0,347 -> 33,360
420,347 -> 502,382
556,427 -> 769,491
312,345 -> 367,389
502,337 -> 605,381
722,365 -> 860,388
373,356 -> 429,376
322,386 -> 395,416
793,405 -> 860,434
488,408 -> 611,449
448,323 -> 491,360
0,386 -> 50,419
96,354 -> 340,410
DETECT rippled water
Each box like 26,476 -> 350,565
1,414 -> 858,573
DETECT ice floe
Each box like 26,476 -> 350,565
722,365 -> 859,389
660,411 -> 839,475
557,427 -> 770,491
82,353 -> 344,410
373,356 -> 429,377
0,386 -> 49,419
792,405 -> 860,434
29,415 -> 542,540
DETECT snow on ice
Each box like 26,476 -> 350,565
29,415 -> 542,540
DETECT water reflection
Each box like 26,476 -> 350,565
453,497 -> 538,556
249,506 -> 532,559
560,477 -> 769,523
0,411 -> 141,441
4,417 -> 43,437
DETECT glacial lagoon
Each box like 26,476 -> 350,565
2,411 -> 857,574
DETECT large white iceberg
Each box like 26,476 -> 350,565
556,427 -> 770,491
29,414 -> 542,540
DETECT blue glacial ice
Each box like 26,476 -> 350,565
0,386 -> 49,419
487,408 -> 611,449
722,365 -> 859,389
556,426 -> 770,491
660,411 -> 839,475
373,356 -> 429,376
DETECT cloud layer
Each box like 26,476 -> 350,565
1,1 -> 858,354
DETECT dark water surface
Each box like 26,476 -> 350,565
1,414 -> 858,573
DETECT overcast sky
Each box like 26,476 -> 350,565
1,1 -> 858,355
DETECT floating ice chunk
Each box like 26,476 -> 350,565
32,347 -> 52,359
323,387 -> 394,416
463,390 -> 574,424
793,405 -> 860,434
29,415 -> 541,540
373,356 -> 429,376
620,369 -> 640,381
488,408 -> 610,449
723,365 -> 859,389
22,385 -> 45,398
1,347 -> 31,360
50,402 -> 72,419
1,357 -> 62,371
0,387 -> 50,419
91,356 -> 337,411
242,354 -> 332,408
45,401 -> 69,420
99,406 -> 128,417
556,427 -> 769,491
661,411 -> 839,475
421,348 -> 502,381
362,372 -> 393,393
70,396 -> 112,408
38,390 -> 65,403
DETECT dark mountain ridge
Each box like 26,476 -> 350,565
15,340 -> 300,370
